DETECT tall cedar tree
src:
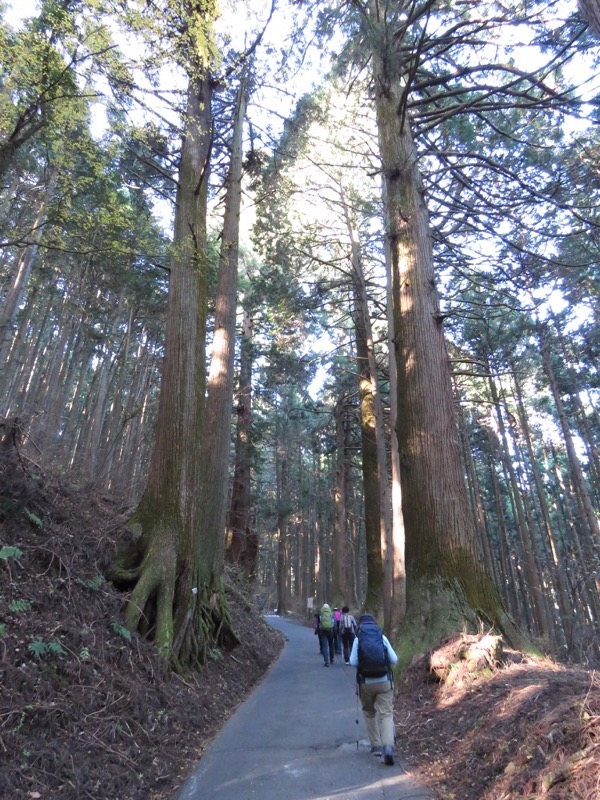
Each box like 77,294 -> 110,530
108,0 -> 238,667
356,0 -> 535,655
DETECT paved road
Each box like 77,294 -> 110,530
174,615 -> 433,800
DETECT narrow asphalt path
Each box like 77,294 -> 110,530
174,615 -> 433,800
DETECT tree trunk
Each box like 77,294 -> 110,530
276,423 -> 290,615
512,369 -> 569,654
94,306 -> 136,488
0,112 -> 45,183
369,8 -> 533,657
0,167 -> 58,367
485,432 -> 529,626
108,24 -> 235,666
195,72 -> 247,631
117,337 -> 158,501
354,330 -> 385,616
332,396 -> 351,605
487,371 -> 550,642
537,319 -> 600,552
229,310 -> 254,566
384,209 -> 407,637
579,0 -> 600,36
342,190 -> 397,628
457,401 -> 497,587
546,442 -> 600,655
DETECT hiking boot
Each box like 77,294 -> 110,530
370,746 -> 382,756
383,745 -> 394,765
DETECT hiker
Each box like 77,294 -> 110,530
340,605 -> 357,664
312,611 -> 321,652
332,607 -> 343,655
349,612 -> 398,765
317,603 -> 335,666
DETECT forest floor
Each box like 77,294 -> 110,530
1,462 -> 599,799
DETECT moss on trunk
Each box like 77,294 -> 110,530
108,497 -> 239,670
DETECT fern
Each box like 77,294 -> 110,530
27,638 -> 67,658
25,509 -> 43,528
48,640 -> 66,657
9,599 -> 31,612
28,639 -> 48,658
0,546 -> 23,560
111,621 -> 132,642
78,575 -> 105,591
80,646 -> 91,661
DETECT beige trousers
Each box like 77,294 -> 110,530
359,679 -> 394,748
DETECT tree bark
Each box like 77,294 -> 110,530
332,396 -> 351,605
342,191 -> 397,627
384,207 -> 407,638
354,331 -> 385,616
579,0 -> 600,35
276,421 -> 290,615
229,309 -> 253,566
196,71 -> 247,620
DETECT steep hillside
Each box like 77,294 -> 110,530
0,460 -> 284,799
395,635 -> 600,799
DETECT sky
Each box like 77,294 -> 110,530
5,0 -> 37,26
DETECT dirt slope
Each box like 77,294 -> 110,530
0,468 -> 284,799
395,637 -> 600,799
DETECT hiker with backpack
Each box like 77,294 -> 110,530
340,605 -> 357,664
317,603 -> 336,666
312,611 -> 321,652
349,612 -> 398,765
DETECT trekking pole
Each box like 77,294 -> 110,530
355,684 -> 359,751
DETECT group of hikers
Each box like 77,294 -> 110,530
312,604 -> 357,665
312,603 -> 398,766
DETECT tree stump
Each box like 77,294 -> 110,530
427,633 -> 504,685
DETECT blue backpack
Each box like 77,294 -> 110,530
357,615 -> 389,679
